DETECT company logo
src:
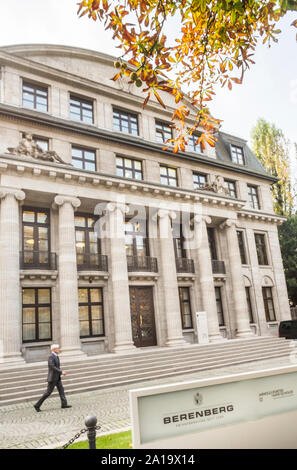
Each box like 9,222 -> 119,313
194,392 -> 203,406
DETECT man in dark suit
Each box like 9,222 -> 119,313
34,344 -> 71,412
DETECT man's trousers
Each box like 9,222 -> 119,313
35,379 -> 67,408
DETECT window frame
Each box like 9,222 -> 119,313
262,286 -> 276,322
188,133 -> 203,153
245,286 -> 254,324
72,146 -> 97,172
193,172 -> 207,190
230,144 -> 245,165
125,217 -> 149,258
22,207 -> 51,268
160,164 -> 178,187
248,185 -> 260,210
254,232 -> 269,266
78,287 -> 105,338
155,120 -> 173,144
179,287 -> 193,329
225,179 -> 237,198
22,287 -> 52,343
116,156 -> 143,181
22,80 -> 48,112
75,213 -> 101,268
237,230 -> 247,265
215,286 -> 225,326
69,94 -> 94,124
113,108 -> 139,135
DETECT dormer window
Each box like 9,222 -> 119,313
231,144 -> 245,165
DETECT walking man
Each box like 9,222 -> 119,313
34,344 -> 71,412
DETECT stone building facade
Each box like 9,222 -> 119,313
0,44 -> 291,364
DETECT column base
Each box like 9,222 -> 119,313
235,329 -> 255,339
112,342 -> 136,354
59,346 -> 86,358
165,337 -> 187,347
208,333 -> 226,343
0,352 -> 26,365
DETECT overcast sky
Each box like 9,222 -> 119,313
0,1 -> 296,157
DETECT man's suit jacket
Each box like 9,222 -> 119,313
47,353 -> 62,383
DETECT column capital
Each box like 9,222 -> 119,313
193,214 -> 211,225
157,209 -> 177,220
219,218 -> 238,231
106,202 -> 129,216
54,195 -> 81,209
0,187 -> 25,202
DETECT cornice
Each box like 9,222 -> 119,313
238,210 -> 286,225
0,152 -> 247,210
0,103 -> 277,184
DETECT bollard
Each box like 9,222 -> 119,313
85,415 -> 97,449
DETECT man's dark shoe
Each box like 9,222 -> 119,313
61,405 -> 72,409
34,405 -> 41,412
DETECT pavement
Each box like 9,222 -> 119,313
0,354 -> 293,449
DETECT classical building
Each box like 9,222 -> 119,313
0,44 -> 291,364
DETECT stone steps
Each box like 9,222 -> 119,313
0,339 -> 290,387
0,337 -> 293,405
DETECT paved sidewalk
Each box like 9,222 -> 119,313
0,355 -> 293,449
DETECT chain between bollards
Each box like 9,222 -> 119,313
61,415 -> 100,449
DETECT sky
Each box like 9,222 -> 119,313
0,1 -> 296,163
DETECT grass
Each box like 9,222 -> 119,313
65,430 -> 132,449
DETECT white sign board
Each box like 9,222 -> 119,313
196,311 -> 209,344
130,365 -> 297,449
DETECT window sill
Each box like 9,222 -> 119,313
22,341 -> 52,348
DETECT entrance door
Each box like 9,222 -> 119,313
129,286 -> 157,347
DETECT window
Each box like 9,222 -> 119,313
246,287 -> 254,323
248,185 -> 260,210
231,144 -> 245,165
225,180 -> 237,198
22,288 -> 52,342
179,287 -> 193,329
113,108 -> 138,135
173,224 -> 186,259
160,165 -> 178,187
188,134 -> 202,153
156,121 -> 173,143
193,172 -> 207,189
22,208 -> 50,267
78,288 -> 104,337
22,81 -> 48,112
262,287 -> 276,322
215,287 -> 225,326
255,233 -> 269,266
207,227 -> 218,260
116,157 -> 143,180
125,219 -> 148,258
75,214 -> 100,268
237,231 -> 247,265
70,95 -> 94,124
72,147 -> 96,171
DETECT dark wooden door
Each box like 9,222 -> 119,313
129,287 -> 157,347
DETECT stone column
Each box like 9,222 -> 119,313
0,187 -> 25,364
222,219 -> 253,338
193,215 -> 223,342
158,209 -> 186,347
106,202 -> 135,353
54,195 -> 85,357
